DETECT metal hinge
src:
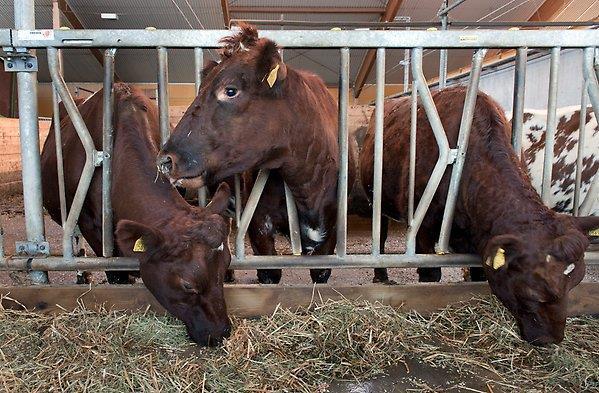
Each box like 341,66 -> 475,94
2,47 -> 38,72
94,150 -> 109,166
448,148 -> 459,164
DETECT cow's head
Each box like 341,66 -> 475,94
482,215 -> 597,346
116,183 -> 232,346
157,24 -> 289,187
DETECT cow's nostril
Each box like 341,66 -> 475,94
157,154 -> 173,175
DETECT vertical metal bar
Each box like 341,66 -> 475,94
15,0 -> 48,283
48,48 -> 96,260
336,47 -> 350,257
194,47 -> 208,207
573,80 -> 588,217
235,169 -> 270,260
157,47 -> 170,146
371,48 -> 385,256
0,222 -> 4,259
511,47 -> 527,157
284,183 -> 302,256
102,49 -> 116,258
438,0 -> 449,90
541,47 -> 560,205
579,47 -> 599,216
406,47 -> 451,255
436,49 -> 487,254
408,82 -> 417,223
234,174 -> 242,228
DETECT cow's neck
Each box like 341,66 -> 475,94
460,152 -> 556,252
112,119 -> 192,229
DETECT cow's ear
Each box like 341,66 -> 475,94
256,40 -> 287,88
483,234 -> 523,271
115,220 -> 164,255
571,215 -> 599,239
206,182 -> 231,216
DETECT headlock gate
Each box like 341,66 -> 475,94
1,0 -> 599,284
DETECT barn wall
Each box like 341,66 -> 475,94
0,118 -> 51,196
476,49 -> 584,111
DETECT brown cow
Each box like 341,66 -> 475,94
41,84 -> 233,346
361,86 -> 599,345
157,24 -> 364,284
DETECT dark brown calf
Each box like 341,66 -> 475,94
361,87 -> 599,345
158,24 -> 357,284
41,84 -> 232,346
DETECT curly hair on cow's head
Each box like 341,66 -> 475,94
219,22 -> 259,58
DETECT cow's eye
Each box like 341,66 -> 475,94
224,86 -> 238,98
181,280 -> 198,293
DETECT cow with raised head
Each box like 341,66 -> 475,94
41,84 -> 232,346
157,24 -> 362,284
360,86 -> 599,345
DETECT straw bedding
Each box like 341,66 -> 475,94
0,294 -> 597,392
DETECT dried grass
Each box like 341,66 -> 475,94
0,294 -> 597,392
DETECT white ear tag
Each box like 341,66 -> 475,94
563,263 -> 575,276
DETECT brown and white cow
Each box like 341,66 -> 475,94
157,24 -> 359,284
41,84 -> 232,346
508,106 -> 598,216
360,86 -> 599,345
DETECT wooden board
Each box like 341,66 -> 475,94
1,282 -> 598,318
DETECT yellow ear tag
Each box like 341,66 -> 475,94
266,64 -> 280,88
493,248 -> 506,270
133,237 -> 146,252
589,227 -> 599,236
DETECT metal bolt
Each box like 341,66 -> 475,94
39,245 -> 45,251
7,63 -> 13,68
26,63 -> 33,69
18,245 -> 25,252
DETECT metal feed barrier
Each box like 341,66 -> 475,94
1,2 -> 599,283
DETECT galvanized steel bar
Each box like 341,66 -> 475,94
0,223 -> 4,259
541,47 -> 560,205
438,0 -> 449,90
403,48 -> 410,94
102,49 -> 116,257
14,0 -> 48,284
579,49 -> 599,216
406,47 -> 451,255
235,169 -> 270,260
408,82 -> 417,223
3,252 -> 599,271
371,47 -> 385,256
336,47 -> 350,257
234,174 -> 242,228
157,47 -> 170,146
284,183 -> 302,256
573,80 -> 588,216
48,47 -> 97,260
437,0 -> 468,16
12,29 -> 599,49
194,47 -> 208,207
52,87 -> 67,227
436,49 -> 487,254
511,48 -> 527,157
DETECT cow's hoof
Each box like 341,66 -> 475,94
310,268 -> 331,284
224,269 -> 236,283
417,267 -> 442,283
257,269 -> 282,284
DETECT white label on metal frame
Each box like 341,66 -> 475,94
459,35 -> 478,42
17,29 -> 54,41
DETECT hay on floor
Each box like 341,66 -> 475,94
0,294 -> 597,392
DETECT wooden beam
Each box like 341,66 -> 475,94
353,0 -> 404,98
57,0 -> 121,81
220,0 -> 231,28
528,0 -> 570,22
230,6 -> 386,14
2,282 -> 599,317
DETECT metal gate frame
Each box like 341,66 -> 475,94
2,4 -> 599,281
